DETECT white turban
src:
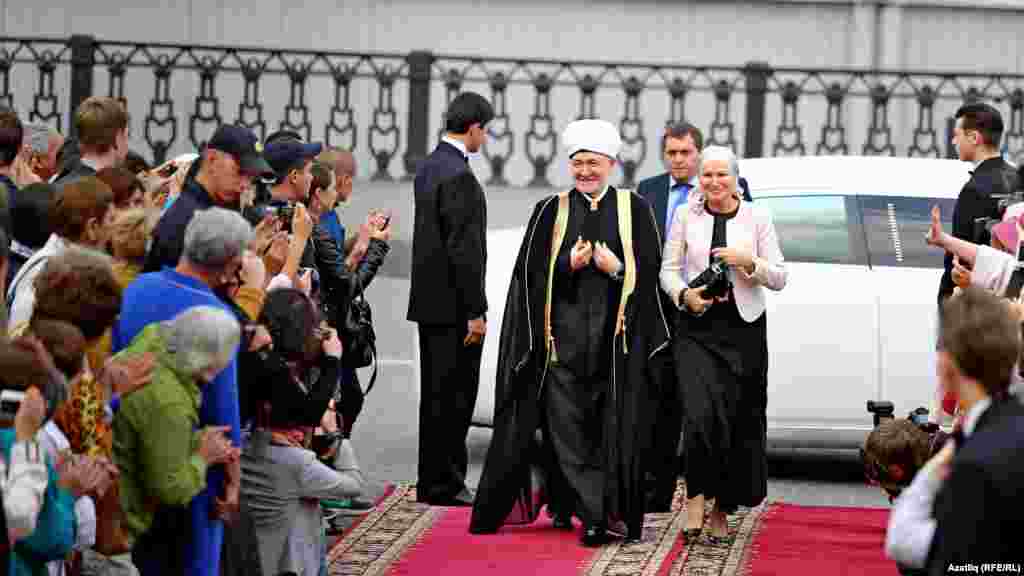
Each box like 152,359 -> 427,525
563,119 -> 622,160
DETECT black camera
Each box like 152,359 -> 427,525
690,258 -> 732,300
973,191 -> 1024,241
971,165 -> 1024,241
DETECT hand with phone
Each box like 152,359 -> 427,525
369,210 -> 392,242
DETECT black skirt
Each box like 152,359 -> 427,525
672,294 -> 768,512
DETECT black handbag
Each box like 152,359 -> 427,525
341,276 -> 379,394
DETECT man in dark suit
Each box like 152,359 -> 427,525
407,92 -> 494,506
925,288 -> 1024,574
937,103 -> 1019,308
884,287 -> 1024,573
635,122 -> 703,512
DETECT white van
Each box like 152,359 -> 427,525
467,156 -> 972,450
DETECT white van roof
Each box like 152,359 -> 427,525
737,156 -> 972,199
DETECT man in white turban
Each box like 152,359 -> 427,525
470,119 -> 671,547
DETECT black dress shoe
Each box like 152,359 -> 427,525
581,526 -> 610,547
552,516 -> 573,531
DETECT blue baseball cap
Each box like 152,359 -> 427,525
207,124 -> 274,177
264,138 -> 323,180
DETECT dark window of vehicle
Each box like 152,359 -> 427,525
859,196 -> 956,268
753,195 -> 865,265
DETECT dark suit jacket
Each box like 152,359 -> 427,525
637,172 -> 752,244
407,141 -> 487,325
938,157 -> 1019,306
144,176 -> 216,273
926,399 -> 1024,574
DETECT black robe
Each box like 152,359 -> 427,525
469,187 -> 671,539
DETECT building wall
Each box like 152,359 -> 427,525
2,0 -> 1021,186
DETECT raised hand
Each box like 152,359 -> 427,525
925,205 -> 945,247
570,236 -> 593,271
592,241 -> 622,275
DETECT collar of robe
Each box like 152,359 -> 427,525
578,185 -> 610,211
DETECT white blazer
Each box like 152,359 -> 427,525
659,193 -> 787,322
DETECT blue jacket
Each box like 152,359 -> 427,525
143,163 -> 213,274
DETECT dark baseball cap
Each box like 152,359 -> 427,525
207,125 -> 274,177
264,138 -> 323,179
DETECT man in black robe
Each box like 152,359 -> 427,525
469,119 -> 671,547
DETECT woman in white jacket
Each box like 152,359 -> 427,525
660,145 -> 787,544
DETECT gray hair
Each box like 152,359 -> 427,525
160,306 -> 240,378
697,145 -> 739,179
182,207 -> 253,270
23,122 -> 59,154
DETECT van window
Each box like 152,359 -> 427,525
859,196 -> 956,268
752,195 -> 864,265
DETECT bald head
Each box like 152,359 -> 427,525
318,147 -> 355,202
318,147 -> 355,177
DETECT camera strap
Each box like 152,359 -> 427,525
1004,241 -> 1024,301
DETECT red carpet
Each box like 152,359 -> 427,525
385,507 -> 598,576
742,504 -> 895,576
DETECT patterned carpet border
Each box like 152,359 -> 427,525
327,484 -> 438,576
665,497 -> 772,576
327,482 -> 774,576
583,481 -> 691,576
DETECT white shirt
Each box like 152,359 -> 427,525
441,136 -> 469,159
884,398 -> 991,569
1,438 -> 49,543
7,233 -> 68,334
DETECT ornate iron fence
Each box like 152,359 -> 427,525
2,34 -> 1023,188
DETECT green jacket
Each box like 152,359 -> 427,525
111,324 -> 208,544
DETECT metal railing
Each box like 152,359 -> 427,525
2,34 -> 1023,187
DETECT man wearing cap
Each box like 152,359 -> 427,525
263,134 -> 320,204
469,119 -> 670,546
144,124 -> 274,273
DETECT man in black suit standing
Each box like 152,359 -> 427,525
408,92 -> 494,506
937,103 -> 1018,308
884,287 -> 1024,573
635,122 -> 702,512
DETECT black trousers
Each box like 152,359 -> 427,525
416,322 -> 482,501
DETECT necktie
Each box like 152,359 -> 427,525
666,183 -> 690,237
667,183 -> 690,279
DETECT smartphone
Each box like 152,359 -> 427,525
0,389 -> 25,420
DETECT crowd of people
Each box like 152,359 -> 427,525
0,94 -> 393,576
1,83 -> 1020,576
